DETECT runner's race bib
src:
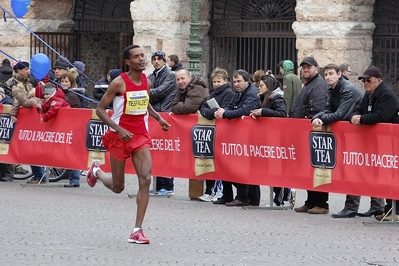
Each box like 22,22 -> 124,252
125,90 -> 149,115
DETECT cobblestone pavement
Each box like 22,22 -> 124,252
0,175 -> 398,266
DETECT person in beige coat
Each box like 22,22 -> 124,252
171,69 -> 209,114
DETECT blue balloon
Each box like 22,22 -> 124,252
30,53 -> 50,80
11,0 -> 31,18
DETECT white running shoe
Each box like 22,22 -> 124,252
198,194 -> 213,202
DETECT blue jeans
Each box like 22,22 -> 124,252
31,166 -> 45,181
155,177 -> 174,191
68,170 -> 81,185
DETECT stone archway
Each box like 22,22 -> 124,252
29,0 -> 134,95
73,0 -> 134,81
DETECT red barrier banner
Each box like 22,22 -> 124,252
1,107 -> 399,200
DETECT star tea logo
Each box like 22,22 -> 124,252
191,125 -> 216,159
0,114 -> 15,143
309,131 -> 336,169
86,120 -> 108,152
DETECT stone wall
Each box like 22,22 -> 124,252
79,32 -> 121,93
0,0 -> 125,98
293,0 -> 375,85
0,0 -> 379,91
0,0 -> 73,62
131,0 -> 210,79
131,0 -> 376,84
131,0 -> 190,75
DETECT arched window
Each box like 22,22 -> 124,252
73,0 -> 133,32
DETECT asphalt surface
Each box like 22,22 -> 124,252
0,175 -> 398,266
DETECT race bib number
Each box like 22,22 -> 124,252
125,90 -> 149,115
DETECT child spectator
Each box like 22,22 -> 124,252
39,83 -> 70,122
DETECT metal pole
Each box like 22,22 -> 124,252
187,0 -> 202,77
392,200 -> 397,223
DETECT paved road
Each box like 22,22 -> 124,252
0,176 -> 398,266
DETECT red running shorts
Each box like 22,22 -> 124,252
102,131 -> 151,161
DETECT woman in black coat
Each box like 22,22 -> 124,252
250,75 -> 295,208
250,74 -> 287,118
198,68 -> 234,202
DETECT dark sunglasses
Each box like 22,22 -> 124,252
361,79 -> 372,83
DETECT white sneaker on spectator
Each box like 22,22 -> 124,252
214,192 -> 223,199
199,194 -> 213,202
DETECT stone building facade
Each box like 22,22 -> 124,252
133,0 -> 377,85
0,0 -> 397,95
0,0 -> 130,93
0,0 -> 73,60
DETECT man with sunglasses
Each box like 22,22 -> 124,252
352,66 -> 399,126
350,65 -> 399,221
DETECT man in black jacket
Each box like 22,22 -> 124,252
311,63 -> 382,218
293,57 -> 330,214
214,69 -> 260,207
312,63 -> 362,126
215,69 -> 259,120
350,65 -> 399,221
167,54 -> 183,72
148,51 -> 176,113
148,50 -> 177,195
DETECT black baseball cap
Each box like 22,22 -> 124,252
358,66 -> 383,80
300,57 -> 319,67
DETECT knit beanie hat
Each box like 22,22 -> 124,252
151,50 -> 166,62
72,61 -> 85,73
